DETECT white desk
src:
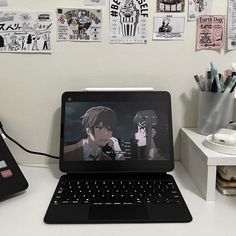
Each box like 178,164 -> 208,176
0,162 -> 236,236
181,128 -> 236,201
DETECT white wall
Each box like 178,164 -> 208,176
0,0 -> 235,164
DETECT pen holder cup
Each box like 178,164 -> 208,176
197,91 -> 235,135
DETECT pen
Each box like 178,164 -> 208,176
219,74 -> 224,92
230,63 -> 236,92
194,75 -> 204,91
230,71 -> 236,92
224,75 -> 236,94
211,77 -> 217,92
210,62 -> 221,93
200,75 -> 206,91
223,74 -> 232,90
206,71 -> 212,92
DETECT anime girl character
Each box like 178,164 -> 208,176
133,110 -> 162,160
8,35 -> 21,51
64,106 -> 125,161
31,32 -> 40,51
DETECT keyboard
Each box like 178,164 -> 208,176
53,178 -> 182,206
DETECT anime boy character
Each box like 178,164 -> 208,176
64,106 -> 125,161
31,32 -> 40,51
42,33 -> 50,50
194,0 -> 204,12
133,110 -> 162,160
68,17 -> 79,33
158,17 -> 172,33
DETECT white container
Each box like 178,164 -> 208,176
197,91 -> 234,135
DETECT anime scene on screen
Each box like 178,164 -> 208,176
63,102 -> 171,161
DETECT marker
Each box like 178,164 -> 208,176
194,75 -> 204,91
224,75 -> 236,94
230,63 -> 236,92
230,73 -> 236,93
200,75 -> 207,91
219,74 -> 224,92
206,71 -> 212,92
210,62 -> 221,93
211,78 -> 217,92
224,75 -> 231,90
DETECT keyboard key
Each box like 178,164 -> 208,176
54,178 -> 182,206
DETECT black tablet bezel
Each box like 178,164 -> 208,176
59,91 -> 174,173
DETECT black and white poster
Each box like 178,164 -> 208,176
188,0 -> 211,21
228,0 -> 236,50
157,0 -> 185,12
153,16 -> 185,40
0,11 -> 52,53
84,0 -> 106,5
0,0 -> 7,7
110,0 -> 148,44
57,8 -> 102,42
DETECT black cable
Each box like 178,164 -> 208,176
0,121 -> 59,160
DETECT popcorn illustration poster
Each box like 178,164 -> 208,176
57,8 -> 102,41
0,11 -> 52,53
110,0 -> 148,44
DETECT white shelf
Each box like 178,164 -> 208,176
182,128 -> 236,165
180,128 -> 236,201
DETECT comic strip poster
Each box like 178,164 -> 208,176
228,0 -> 236,50
153,16 -> 185,40
84,0 -> 106,6
57,8 -> 102,41
0,11 -> 52,53
110,0 -> 148,44
156,0 -> 185,12
196,15 -> 225,50
188,0 -> 212,21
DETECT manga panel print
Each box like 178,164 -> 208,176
0,11 -> 52,53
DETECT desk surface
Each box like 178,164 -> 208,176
1,162 -> 236,236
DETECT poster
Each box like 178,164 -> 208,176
228,0 -> 236,50
0,0 -> 7,7
110,0 -> 148,44
153,16 -> 185,40
188,0 -> 212,21
196,15 -> 225,50
156,0 -> 185,12
57,8 -> 102,41
84,0 -> 106,5
0,11 -> 52,53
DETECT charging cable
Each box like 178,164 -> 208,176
0,121 -> 59,160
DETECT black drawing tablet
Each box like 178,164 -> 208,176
0,134 -> 28,200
